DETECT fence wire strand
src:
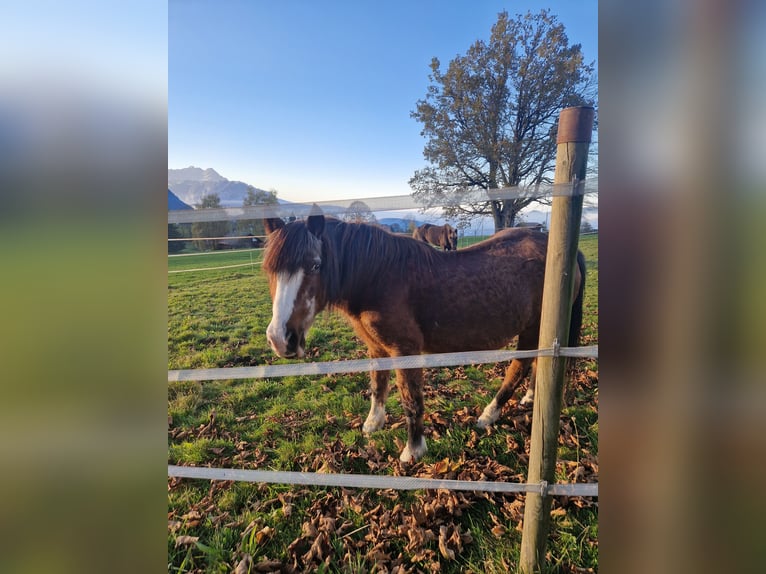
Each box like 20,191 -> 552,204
168,465 -> 598,497
168,247 -> 264,256
168,345 -> 597,382
168,180 -> 598,224
168,262 -> 261,274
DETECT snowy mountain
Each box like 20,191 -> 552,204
168,167 -> 271,208
168,166 -> 226,184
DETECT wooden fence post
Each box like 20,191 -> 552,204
519,106 -> 594,573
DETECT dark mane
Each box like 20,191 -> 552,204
264,217 -> 443,306
321,219 -> 440,305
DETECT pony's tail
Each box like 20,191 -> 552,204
568,251 -> 587,347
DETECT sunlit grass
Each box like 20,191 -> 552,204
168,232 -> 598,572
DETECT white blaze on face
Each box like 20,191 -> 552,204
266,270 -> 304,356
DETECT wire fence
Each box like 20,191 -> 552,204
168,261 -> 261,274
168,180 -> 599,497
168,180 -> 598,225
168,465 -> 598,497
168,235 -> 266,241
169,345 -> 597,382
169,343 -> 598,496
166,232 -> 597,272
168,247 -> 264,257
168,247 -> 264,274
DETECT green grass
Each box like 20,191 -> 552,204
168,234 -> 598,573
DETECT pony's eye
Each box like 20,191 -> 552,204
310,262 -> 321,273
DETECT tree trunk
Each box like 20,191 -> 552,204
491,200 -> 519,233
491,201 -> 504,233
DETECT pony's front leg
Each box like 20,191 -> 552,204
396,367 -> 427,463
477,357 -> 534,428
362,368 -> 390,434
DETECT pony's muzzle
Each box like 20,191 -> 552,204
266,323 -> 305,358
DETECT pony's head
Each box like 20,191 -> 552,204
262,213 -> 326,358
445,224 -> 458,251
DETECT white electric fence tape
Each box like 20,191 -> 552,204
168,180 -> 597,225
168,465 -> 598,497
168,345 -> 597,382
168,247 -> 264,256
168,262 -> 261,274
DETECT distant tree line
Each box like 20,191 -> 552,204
167,187 -> 278,253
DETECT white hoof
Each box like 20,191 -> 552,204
476,399 -> 500,429
362,403 -> 386,434
399,436 -> 427,463
519,389 -> 534,407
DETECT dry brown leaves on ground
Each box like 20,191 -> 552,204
169,385 -> 597,572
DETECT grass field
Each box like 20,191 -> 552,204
168,233 -> 598,573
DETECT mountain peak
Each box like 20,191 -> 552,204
168,166 -> 226,184
168,167 -> 276,208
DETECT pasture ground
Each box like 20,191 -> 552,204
168,233 -> 598,573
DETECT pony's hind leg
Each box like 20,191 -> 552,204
396,367 -> 427,463
477,357 -> 535,429
363,367 -> 390,434
519,360 -> 538,406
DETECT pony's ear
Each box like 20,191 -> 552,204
307,204 -> 325,237
263,218 -> 285,235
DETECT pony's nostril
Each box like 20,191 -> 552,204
285,329 -> 297,350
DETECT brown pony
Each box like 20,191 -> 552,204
262,213 -> 585,462
413,223 -> 458,251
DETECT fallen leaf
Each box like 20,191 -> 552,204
167,520 -> 182,533
434,458 -> 451,475
209,513 -> 229,526
255,526 -> 274,545
242,519 -> 259,537
302,532 -> 329,564
254,560 -> 284,572
181,509 -> 201,521
364,504 -> 383,519
234,413 -> 259,422
411,504 -> 427,526
571,465 -> 587,482
438,525 -> 455,559
174,535 -> 199,547
233,554 -> 252,574
302,520 -> 318,538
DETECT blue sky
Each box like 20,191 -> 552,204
169,1 -> 597,203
